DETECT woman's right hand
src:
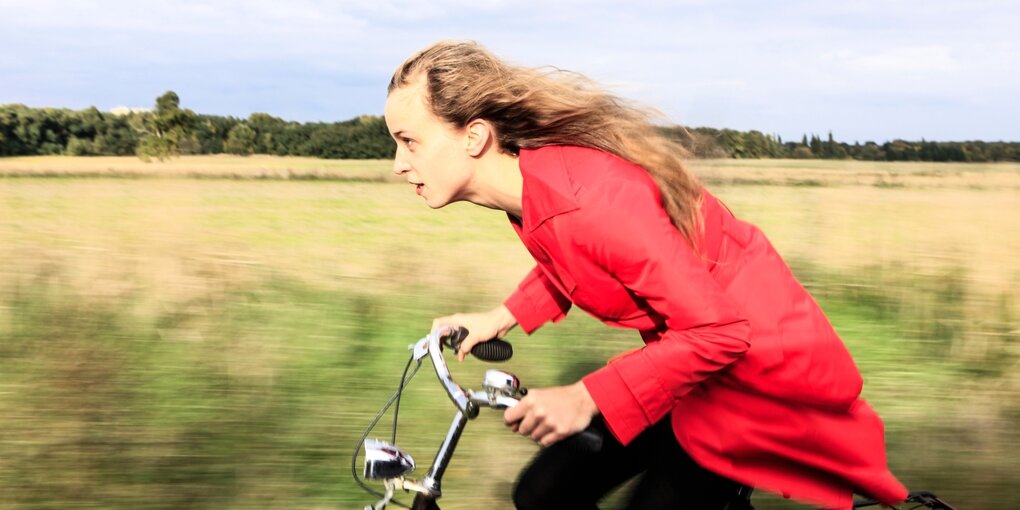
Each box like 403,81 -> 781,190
432,305 -> 518,361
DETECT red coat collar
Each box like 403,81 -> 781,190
519,146 -> 580,232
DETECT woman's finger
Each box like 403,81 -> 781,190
516,413 -> 538,437
456,337 -> 478,361
510,398 -> 538,436
434,314 -> 465,327
504,397 -> 527,425
430,317 -> 454,333
529,422 -> 554,444
430,310 -> 506,361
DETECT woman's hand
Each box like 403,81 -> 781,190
432,305 -> 518,361
504,381 -> 600,446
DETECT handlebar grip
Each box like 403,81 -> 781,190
445,327 -> 514,362
470,339 -> 513,362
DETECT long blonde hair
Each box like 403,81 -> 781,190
389,41 -> 703,249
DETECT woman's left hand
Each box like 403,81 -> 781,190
504,381 -> 600,446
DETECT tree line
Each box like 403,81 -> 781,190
0,91 -> 395,161
663,126 -> 1020,162
2,91 -> 1018,162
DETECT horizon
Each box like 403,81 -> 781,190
4,100 -> 1014,146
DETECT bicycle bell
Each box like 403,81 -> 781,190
363,439 -> 416,480
483,369 -> 523,399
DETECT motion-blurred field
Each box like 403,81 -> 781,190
1,156 -> 1017,509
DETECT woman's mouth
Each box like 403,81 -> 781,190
411,182 -> 424,195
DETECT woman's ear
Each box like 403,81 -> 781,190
465,119 -> 494,158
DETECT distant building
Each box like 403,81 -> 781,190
109,106 -> 151,116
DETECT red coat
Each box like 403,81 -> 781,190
503,145 -> 908,508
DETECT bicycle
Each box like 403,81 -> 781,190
353,327 -> 956,510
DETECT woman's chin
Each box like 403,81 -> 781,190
423,195 -> 457,209
421,194 -> 444,209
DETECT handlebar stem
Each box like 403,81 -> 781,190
421,409 -> 468,496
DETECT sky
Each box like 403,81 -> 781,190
2,0 -> 1018,143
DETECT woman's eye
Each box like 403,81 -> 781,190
402,137 -> 414,147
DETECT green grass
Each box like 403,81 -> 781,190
0,157 -> 1017,509
1,264 -> 1014,509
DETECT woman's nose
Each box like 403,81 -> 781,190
393,153 -> 411,175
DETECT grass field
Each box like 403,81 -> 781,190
1,155 -> 1018,509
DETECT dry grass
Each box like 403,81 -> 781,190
0,155 -> 398,181
714,185 -> 1020,294
4,155 -> 1019,189
690,158 -> 1020,190
1,155 -> 1017,300
0,178 -> 531,318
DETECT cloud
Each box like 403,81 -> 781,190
828,46 -> 960,74
1,0 -> 1018,140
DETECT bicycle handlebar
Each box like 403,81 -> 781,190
419,326 -> 602,465
364,326 -> 602,507
414,327 -> 478,419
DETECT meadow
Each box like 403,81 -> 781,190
0,155 -> 1017,509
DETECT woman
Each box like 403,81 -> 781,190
384,41 -> 908,509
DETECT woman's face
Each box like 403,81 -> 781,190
384,79 -> 473,208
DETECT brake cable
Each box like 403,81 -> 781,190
351,351 -> 422,509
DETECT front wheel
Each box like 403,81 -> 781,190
411,493 -> 440,510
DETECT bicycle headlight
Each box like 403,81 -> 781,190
363,439 -> 416,480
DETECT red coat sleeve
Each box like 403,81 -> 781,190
578,181 -> 752,445
504,266 -> 572,334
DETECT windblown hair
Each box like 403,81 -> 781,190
389,41 -> 704,249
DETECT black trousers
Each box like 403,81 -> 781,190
512,416 -> 740,510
